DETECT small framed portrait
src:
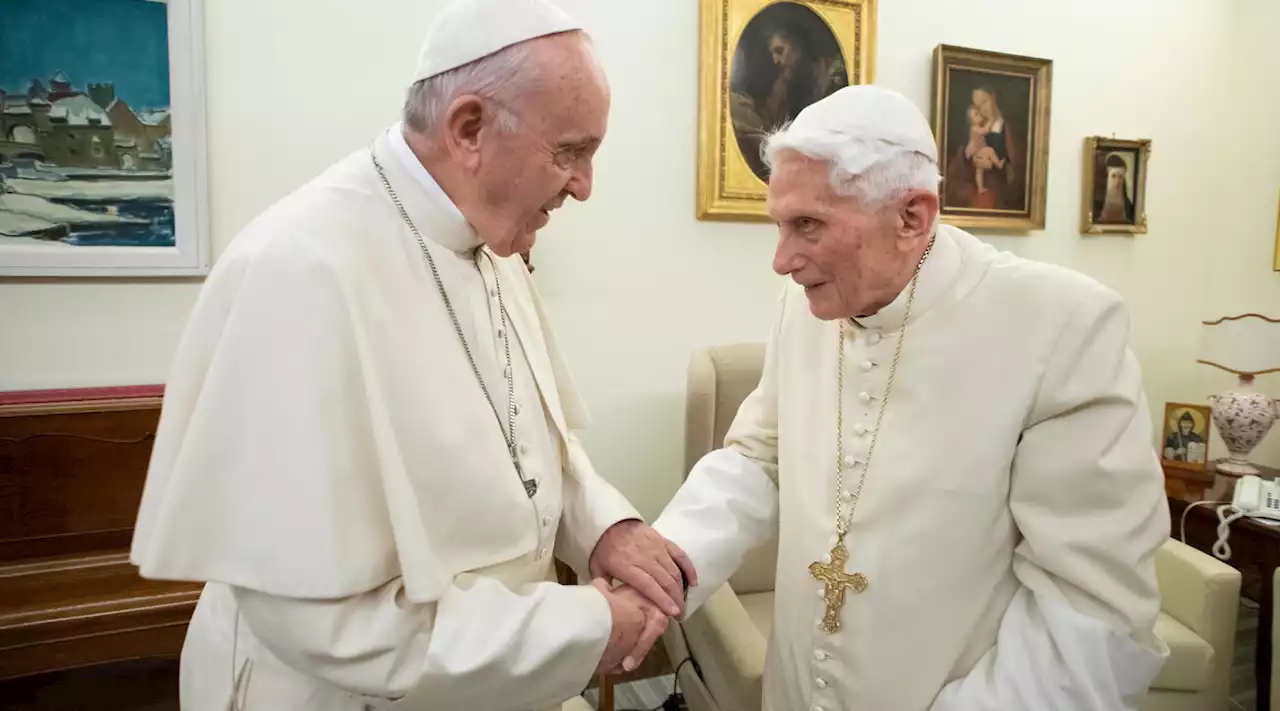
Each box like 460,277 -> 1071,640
1160,402 -> 1213,473
1081,137 -> 1150,234
696,0 -> 877,222
931,45 -> 1052,232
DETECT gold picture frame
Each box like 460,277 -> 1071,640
1273,192 -> 1279,272
696,0 -> 877,222
931,45 -> 1052,232
1081,137 -> 1150,234
1160,402 -> 1213,475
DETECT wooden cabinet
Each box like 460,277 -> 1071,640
0,387 -> 201,680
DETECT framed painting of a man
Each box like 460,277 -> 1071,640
1160,402 -> 1212,474
0,0 -> 208,277
1081,137 -> 1150,235
931,45 -> 1052,232
697,0 -> 877,222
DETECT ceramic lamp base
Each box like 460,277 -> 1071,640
1208,376 -> 1278,478
1214,457 -> 1261,476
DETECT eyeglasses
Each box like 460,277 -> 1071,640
483,97 -> 595,172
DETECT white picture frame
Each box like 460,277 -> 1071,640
0,0 -> 209,277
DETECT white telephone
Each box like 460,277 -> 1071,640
1232,475 -> 1280,521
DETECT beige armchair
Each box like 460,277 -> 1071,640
662,343 -> 1244,711
1273,569 -> 1279,711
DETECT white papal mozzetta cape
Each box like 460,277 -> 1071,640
655,224 -> 1171,711
130,125 -> 638,711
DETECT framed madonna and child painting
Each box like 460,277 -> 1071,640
696,0 -> 878,222
931,45 -> 1052,232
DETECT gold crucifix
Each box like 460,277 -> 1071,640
808,536 -> 868,634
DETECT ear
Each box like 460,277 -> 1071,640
897,189 -> 940,247
441,95 -> 487,170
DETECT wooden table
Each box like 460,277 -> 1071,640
1166,462 -> 1279,711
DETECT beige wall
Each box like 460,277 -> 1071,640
0,0 -> 1276,516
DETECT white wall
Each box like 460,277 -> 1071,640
1,0 -> 1276,516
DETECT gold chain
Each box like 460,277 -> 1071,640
834,240 -> 933,538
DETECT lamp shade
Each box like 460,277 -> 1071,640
1196,314 -> 1280,376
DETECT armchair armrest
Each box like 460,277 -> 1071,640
1272,569 -> 1278,711
1155,539 -> 1241,638
680,583 -> 767,711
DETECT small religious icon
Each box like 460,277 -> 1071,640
808,536 -> 868,633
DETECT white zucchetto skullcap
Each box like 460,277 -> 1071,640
768,85 -> 938,175
411,0 -> 582,84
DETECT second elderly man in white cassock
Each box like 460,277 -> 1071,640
651,85 -> 1171,711
128,1 -> 695,710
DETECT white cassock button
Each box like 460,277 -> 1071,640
542,516 -> 552,527
842,455 -> 856,467
537,547 -> 549,559
841,490 -> 853,501
867,331 -> 881,345
497,328 -> 505,339
860,360 -> 874,372
814,650 -> 828,662
859,391 -> 872,404
519,443 -> 529,455
821,553 -> 831,565
489,287 -> 498,297
816,678 -> 829,689
504,365 -> 512,379
853,424 -> 867,436
828,534 -> 839,547
816,588 -> 824,598
514,402 -> 522,416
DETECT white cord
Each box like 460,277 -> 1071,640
1213,504 -> 1249,561
1179,500 -> 1227,547
1179,500 -> 1248,561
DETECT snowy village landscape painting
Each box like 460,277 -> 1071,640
0,0 -> 207,276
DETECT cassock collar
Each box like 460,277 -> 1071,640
851,224 -> 963,333
373,123 -> 482,254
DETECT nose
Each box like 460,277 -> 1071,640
565,161 -> 594,202
772,234 -> 799,276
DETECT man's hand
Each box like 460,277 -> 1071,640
589,520 -> 698,617
603,584 -> 669,674
592,579 -> 661,675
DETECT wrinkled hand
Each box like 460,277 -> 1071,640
589,520 -> 698,617
592,581 -> 669,675
592,579 -> 663,675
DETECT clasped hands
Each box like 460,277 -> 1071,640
587,520 -> 698,676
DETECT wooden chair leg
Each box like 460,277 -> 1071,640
597,674 -> 613,711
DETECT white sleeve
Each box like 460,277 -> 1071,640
233,574 -> 611,711
555,433 -> 644,580
652,289 -> 786,616
651,449 -> 778,615
930,288 -> 1169,711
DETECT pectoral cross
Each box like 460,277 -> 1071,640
511,446 -> 538,498
808,535 -> 868,634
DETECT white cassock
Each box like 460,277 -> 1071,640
130,124 -> 639,711
654,224 -> 1171,711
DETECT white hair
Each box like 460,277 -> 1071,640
762,127 -> 941,209
402,30 -> 592,135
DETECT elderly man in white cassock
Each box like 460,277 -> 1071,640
650,85 -> 1171,711
128,1 -> 697,710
